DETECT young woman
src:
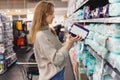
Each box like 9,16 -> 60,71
28,1 -> 82,80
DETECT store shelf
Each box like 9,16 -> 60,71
86,46 -> 102,62
105,64 -> 120,80
0,69 -> 7,75
5,53 -> 16,60
7,58 -> 17,67
74,0 -> 89,13
86,45 -> 120,80
73,17 -> 120,23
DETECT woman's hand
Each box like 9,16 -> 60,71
63,35 -> 82,51
68,35 -> 82,44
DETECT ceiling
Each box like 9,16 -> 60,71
0,0 -> 68,15
0,0 -> 68,9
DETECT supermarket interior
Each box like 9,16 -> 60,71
0,0 -> 120,80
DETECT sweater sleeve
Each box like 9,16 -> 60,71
36,32 -> 69,66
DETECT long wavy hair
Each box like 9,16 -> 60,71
28,1 -> 54,44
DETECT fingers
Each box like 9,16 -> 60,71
70,35 -> 82,42
76,36 -> 82,41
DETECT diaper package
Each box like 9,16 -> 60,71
93,61 -> 102,80
86,31 -> 95,40
109,0 -> 120,3
107,53 -> 118,68
109,3 -> 120,17
76,9 -> 84,20
107,37 -> 120,54
94,33 -> 108,47
116,56 -> 120,72
84,24 -> 95,31
106,24 -> 120,38
83,6 -> 92,19
93,8 -> 99,18
87,58 -> 96,75
102,75 -> 114,80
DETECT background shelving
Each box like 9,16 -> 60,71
0,14 -> 17,74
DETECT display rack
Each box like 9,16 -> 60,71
0,14 -> 17,74
66,0 -> 120,80
86,45 -> 120,80
73,17 -> 120,23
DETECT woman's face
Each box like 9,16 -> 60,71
46,7 -> 55,24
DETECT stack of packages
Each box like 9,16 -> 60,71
84,23 -> 120,80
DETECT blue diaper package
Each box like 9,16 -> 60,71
76,9 -> 84,20
87,58 -> 96,75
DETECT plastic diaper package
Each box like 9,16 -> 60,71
83,6 -> 92,19
95,24 -> 103,34
93,33 -> 108,47
106,24 -> 120,38
107,37 -> 120,54
89,40 -> 108,57
109,0 -> 120,3
87,58 -> 96,75
84,24 -> 95,31
93,61 -> 102,80
76,0 -> 81,9
102,75 -> 114,80
116,56 -> 120,72
109,3 -> 120,17
85,39 -> 93,45
76,9 -> 84,21
86,31 -> 95,40
107,53 -> 118,68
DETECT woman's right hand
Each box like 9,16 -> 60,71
68,35 -> 82,44
64,35 -> 82,51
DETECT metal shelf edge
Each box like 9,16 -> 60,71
74,0 -> 89,13
73,17 -> 120,23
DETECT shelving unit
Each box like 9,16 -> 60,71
73,17 -> 120,23
86,45 -> 120,80
0,14 -> 17,74
67,0 -> 120,80
74,0 -> 89,13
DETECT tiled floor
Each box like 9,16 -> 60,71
0,49 -> 75,80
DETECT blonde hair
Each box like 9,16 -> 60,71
28,1 -> 54,44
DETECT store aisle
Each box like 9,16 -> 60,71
0,64 -> 23,80
0,50 -> 75,80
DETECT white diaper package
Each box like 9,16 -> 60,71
107,37 -> 120,54
109,3 -> 120,17
116,56 -> 120,72
109,0 -> 120,3
93,61 -> 102,80
86,31 -> 95,40
86,39 -> 108,57
102,75 -> 114,80
106,24 -> 120,37
94,33 -> 108,47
